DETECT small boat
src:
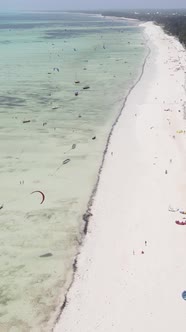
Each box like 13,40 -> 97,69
63,159 -> 70,165
23,120 -> 31,124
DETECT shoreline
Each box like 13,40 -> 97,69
82,35 -> 150,236
54,22 -> 186,332
50,24 -> 150,330
0,13 -> 147,331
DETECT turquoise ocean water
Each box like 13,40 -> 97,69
0,12 -> 146,331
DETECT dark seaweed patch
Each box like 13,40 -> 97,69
43,26 -> 133,39
43,28 -> 104,39
0,96 -> 26,108
0,40 -> 11,44
0,23 -> 58,30
25,93 -> 61,106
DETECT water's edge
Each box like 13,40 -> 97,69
51,24 -> 151,332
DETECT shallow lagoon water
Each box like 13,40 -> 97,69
0,12 -> 146,331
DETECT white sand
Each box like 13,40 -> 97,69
54,22 -> 186,332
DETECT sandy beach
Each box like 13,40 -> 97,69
54,21 -> 186,332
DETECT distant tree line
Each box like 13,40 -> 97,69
100,10 -> 186,46
78,10 -> 186,46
